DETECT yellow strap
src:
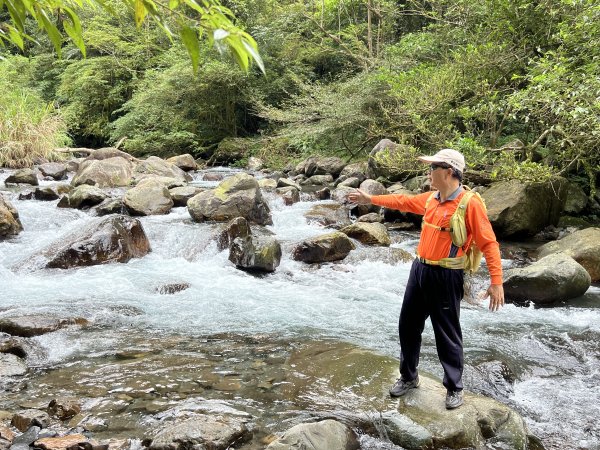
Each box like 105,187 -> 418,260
416,253 -> 466,270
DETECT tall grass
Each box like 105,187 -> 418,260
0,70 -> 70,168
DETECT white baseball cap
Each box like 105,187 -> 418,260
418,148 -> 465,172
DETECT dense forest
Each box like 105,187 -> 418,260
1,0 -> 599,196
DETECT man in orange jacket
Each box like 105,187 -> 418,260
347,148 -> 504,409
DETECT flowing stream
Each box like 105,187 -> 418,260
1,168 -> 599,449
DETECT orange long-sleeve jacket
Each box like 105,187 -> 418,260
371,190 -> 503,285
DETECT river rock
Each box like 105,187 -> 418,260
17,215 -> 150,270
503,253 -> 591,304
292,232 -> 355,263
337,177 -> 361,188
34,434 -> 87,450
0,316 -> 88,337
124,178 -> 174,216
38,163 -> 68,181
483,178 -> 568,238
339,162 -> 367,183
93,198 -> 125,216
276,187 -> 300,205
47,398 -> 81,421
148,415 -> 253,450
5,169 -> 39,186
187,173 -> 272,225
563,182 -> 588,215
0,353 -> 27,377
11,425 -> 40,446
155,283 -> 191,295
258,178 -> 277,191
282,341 -> 531,450
60,184 -> 107,209
72,156 -> 134,188
300,174 -> 334,186
276,178 -> 301,191
340,222 -> 391,246
133,156 -> 192,184
166,154 -> 198,172
33,185 -> 70,201
537,227 -> 600,282
266,419 -> 359,450
0,195 -> 23,238
217,217 -> 251,251
304,204 -> 352,229
169,186 -> 203,207
247,157 -> 264,171
0,425 -> 15,443
85,147 -> 137,162
296,156 -> 346,178
11,410 -> 51,432
229,235 -> 282,272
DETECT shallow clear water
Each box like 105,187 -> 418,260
1,168 -> 599,449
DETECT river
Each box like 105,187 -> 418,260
1,167 -> 599,449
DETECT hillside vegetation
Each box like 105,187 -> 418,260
0,0 -> 598,194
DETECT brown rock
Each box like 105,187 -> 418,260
48,399 -> 81,421
34,434 -> 87,450
11,409 -> 51,432
0,316 -> 88,338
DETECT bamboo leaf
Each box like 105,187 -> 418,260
134,0 -> 147,27
7,24 -> 24,50
62,6 -> 85,57
38,9 -> 63,57
242,37 -> 265,74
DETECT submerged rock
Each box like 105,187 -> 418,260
0,353 -> 27,377
292,232 -> 355,263
0,316 -> 88,337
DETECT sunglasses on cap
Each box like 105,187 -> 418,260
430,163 -> 451,171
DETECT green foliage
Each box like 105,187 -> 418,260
491,152 -> 556,183
0,58 -> 70,168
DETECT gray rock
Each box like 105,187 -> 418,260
483,178 -> 568,238
0,195 -> 23,238
124,178 -> 174,216
305,203 -> 352,229
61,184 -> 107,209
217,217 -> 252,251
169,186 -> 203,207
148,415 -> 252,450
188,173 -> 272,225
5,169 -> 39,186
337,177 -> 361,188
276,187 -> 300,205
229,235 -> 282,272
292,232 -> 355,263
133,156 -> 192,184
296,156 -> 346,178
16,215 -> 150,271
504,252 -> 591,304
246,157 -> 264,171
537,227 -> 600,282
563,182 -> 588,214
155,283 -> 191,295
276,178 -> 301,191
380,411 -> 433,449
38,163 -> 67,181
93,198 -> 125,216
11,426 -> 40,445
300,174 -> 334,186
0,354 -> 27,377
0,316 -> 88,338
33,185 -> 70,201
340,222 -> 391,246
339,162 -> 367,183
166,154 -> 198,172
258,178 -> 278,191
266,420 -> 359,450
72,156 -> 134,188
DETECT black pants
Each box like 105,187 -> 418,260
399,259 -> 464,391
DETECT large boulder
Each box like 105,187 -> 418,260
169,186 -> 203,207
59,184 -> 107,209
217,217 -> 252,251
148,415 -> 253,450
367,139 -> 422,182
340,222 -> 391,246
33,184 -> 70,201
38,162 -> 68,181
296,156 -> 346,178
562,182 -> 588,215
229,235 -> 282,272
5,168 -> 39,186
266,420 -> 359,450
281,341 -> 532,450
134,156 -> 192,184
85,147 -> 137,162
166,154 -> 198,172
292,232 -> 355,263
537,227 -> 600,282
503,253 -> 591,304
16,215 -> 150,271
483,178 -> 568,238
71,156 -> 134,188
304,204 -> 352,229
338,162 -> 367,183
187,173 -> 272,225
0,195 -> 23,238
124,178 -> 174,216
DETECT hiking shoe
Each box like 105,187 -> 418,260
389,375 -> 420,397
445,390 -> 464,409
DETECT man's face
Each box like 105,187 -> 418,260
428,163 -> 452,189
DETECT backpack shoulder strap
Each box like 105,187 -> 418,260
424,191 -> 437,213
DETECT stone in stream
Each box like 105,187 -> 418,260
4,169 -> 39,186
47,398 -> 81,421
37,163 -> 68,181
71,156 -> 134,188
292,232 -> 355,263
148,415 -> 253,450
0,353 -> 27,377
304,204 -> 352,229
0,195 -> 23,238
229,235 -> 282,272
166,154 -> 198,172
34,434 -> 88,450
340,222 -> 391,246
11,410 -> 51,432
15,215 -> 150,271
123,178 -> 174,216
266,419 -> 359,450
0,316 -> 88,338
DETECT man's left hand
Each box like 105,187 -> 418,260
484,284 -> 504,312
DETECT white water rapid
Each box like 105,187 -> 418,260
1,168 -> 599,449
